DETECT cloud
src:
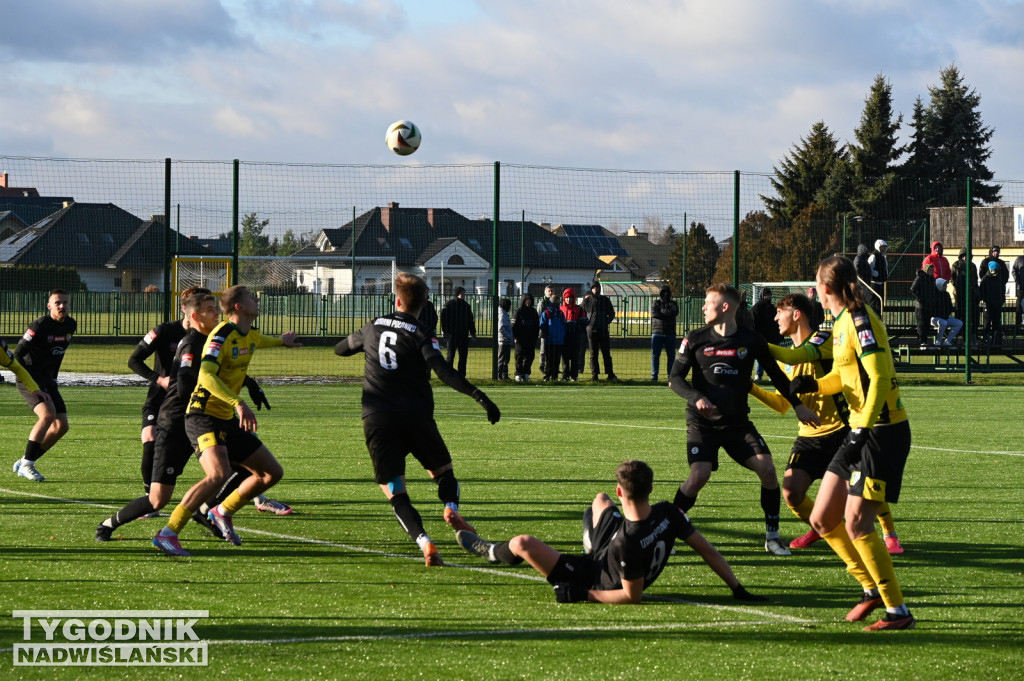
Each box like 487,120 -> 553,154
0,0 -> 244,64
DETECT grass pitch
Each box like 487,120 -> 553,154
1,382 -> 1022,680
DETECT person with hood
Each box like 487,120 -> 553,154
582,281 -> 617,381
922,241 -> 951,281
537,285 -> 557,377
512,293 -> 540,382
868,239 -> 889,315
440,286 -> 476,378
496,298 -> 513,380
931,278 -> 962,346
910,266 -> 939,348
979,245 -> 1009,341
853,244 -> 875,305
561,288 -> 586,381
951,248 -> 980,341
650,285 -> 679,382
538,294 -> 566,381
751,287 -> 783,380
980,260 -> 1006,347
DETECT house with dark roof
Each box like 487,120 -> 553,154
0,201 -> 209,292
552,223 -> 672,285
0,211 -> 30,241
292,203 -> 603,296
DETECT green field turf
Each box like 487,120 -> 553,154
1,383 -> 1022,680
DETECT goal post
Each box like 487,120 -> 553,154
171,256 -> 232,295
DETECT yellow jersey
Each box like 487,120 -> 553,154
187,321 -> 282,420
817,306 -> 907,429
751,330 -> 848,438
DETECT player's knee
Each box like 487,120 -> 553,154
593,492 -> 614,506
508,535 -> 535,555
54,419 -> 69,437
264,462 -> 283,485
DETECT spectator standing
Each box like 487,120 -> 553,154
496,298 -> 513,380
1013,253 -> 1024,329
650,285 -> 679,382
853,244 -> 875,304
418,298 -> 438,336
979,245 -> 1009,341
560,288 -> 585,381
980,261 -> 1005,347
910,266 -> 939,348
537,286 -> 557,377
440,287 -> 476,378
582,281 -> 617,381
807,287 -> 826,331
538,297 -> 566,381
751,288 -> 783,380
867,239 -> 889,315
931,278 -> 963,346
512,294 -> 539,382
951,248 -> 980,342
922,241 -> 951,281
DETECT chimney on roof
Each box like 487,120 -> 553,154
1,172 -> 7,188
150,214 -> 165,223
381,202 -> 399,232
427,208 -> 437,228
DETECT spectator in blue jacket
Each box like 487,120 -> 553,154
538,299 -> 566,382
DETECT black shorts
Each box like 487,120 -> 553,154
826,420 -> 911,503
185,413 -> 263,464
151,424 -> 195,485
18,378 -> 66,414
363,412 -> 452,485
787,427 -> 850,480
142,384 -> 167,428
686,421 -> 771,471
546,506 -> 623,587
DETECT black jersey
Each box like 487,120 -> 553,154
128,320 -> 188,383
342,312 -> 443,418
15,315 -> 77,382
672,324 -> 797,428
156,329 -> 204,430
594,501 -> 696,591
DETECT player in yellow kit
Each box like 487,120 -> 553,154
760,295 -> 904,555
787,257 -> 914,631
153,285 -> 301,556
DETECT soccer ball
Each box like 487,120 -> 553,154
385,120 -> 422,156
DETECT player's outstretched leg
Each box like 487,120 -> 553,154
432,467 -> 474,533
96,495 -> 157,541
386,484 -> 442,566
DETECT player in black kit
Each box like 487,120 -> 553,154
456,460 -> 767,604
669,284 -> 820,556
334,272 -> 501,567
12,289 -> 77,482
127,287 -> 206,494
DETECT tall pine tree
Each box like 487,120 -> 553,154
762,121 -> 848,224
661,221 -> 719,296
847,74 -> 905,220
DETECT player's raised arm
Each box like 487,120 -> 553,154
334,329 -> 365,357
127,330 -> 161,384
426,355 -> 500,424
757,341 -> 819,427
749,382 -> 791,415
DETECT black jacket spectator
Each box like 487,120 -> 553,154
582,283 -> 615,330
979,245 -> 1009,289
418,299 -> 438,335
651,285 -> 679,336
751,288 -> 782,344
911,268 -> 939,345
440,289 -> 476,338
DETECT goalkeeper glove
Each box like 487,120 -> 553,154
245,377 -> 271,411
471,389 -> 501,424
553,583 -> 590,603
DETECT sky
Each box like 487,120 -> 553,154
2,0 -> 1024,183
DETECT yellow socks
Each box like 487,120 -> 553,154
165,504 -> 192,535
876,501 -> 896,536
787,495 -> 815,524
852,531 -> 904,608
821,523 -> 875,592
219,490 -> 248,516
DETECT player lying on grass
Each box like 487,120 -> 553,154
457,459 -> 767,604
753,292 -> 904,554
334,271 -> 500,567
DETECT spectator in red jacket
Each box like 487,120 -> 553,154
922,241 -> 951,281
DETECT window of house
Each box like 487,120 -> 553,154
76,233 -> 89,244
545,241 -> 558,252
447,254 -> 465,266
534,241 -> 548,252
114,276 -> 122,288
399,237 -> 413,248
468,239 -> 483,250
102,233 -> 115,244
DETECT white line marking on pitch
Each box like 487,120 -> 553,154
0,487 -> 811,625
